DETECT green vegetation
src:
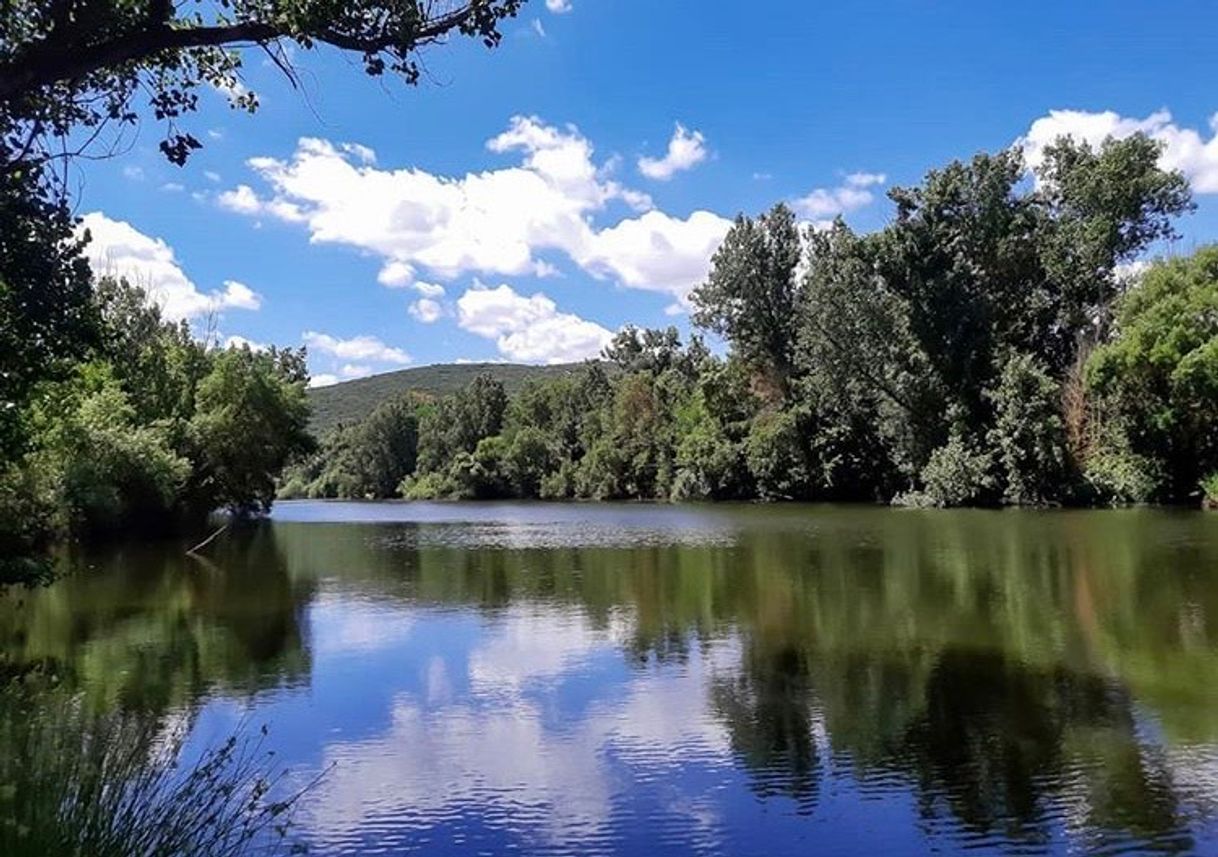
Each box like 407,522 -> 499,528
9,507 -> 1215,843
307,362 -> 585,435
0,680 -> 306,857
0,2 -> 527,582
291,134 -> 1217,509
0,279 -> 313,579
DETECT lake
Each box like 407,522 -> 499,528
3,501 -> 1218,855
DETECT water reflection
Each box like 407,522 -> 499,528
2,503 -> 1218,854
0,530 -> 314,712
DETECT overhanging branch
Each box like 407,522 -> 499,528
0,6 -> 475,104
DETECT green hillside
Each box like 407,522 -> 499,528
307,362 -> 586,434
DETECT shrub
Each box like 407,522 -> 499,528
745,410 -> 810,500
1202,472 -> 1218,509
985,353 -> 1071,505
906,434 -> 996,507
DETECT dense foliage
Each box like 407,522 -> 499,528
292,134 -> 1217,509
0,279 -> 312,572
0,1 -> 525,578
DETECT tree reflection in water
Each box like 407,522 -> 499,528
1,505 -> 1216,853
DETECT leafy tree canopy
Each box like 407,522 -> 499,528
1,0 -> 525,166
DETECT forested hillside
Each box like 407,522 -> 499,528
308,363 -> 585,434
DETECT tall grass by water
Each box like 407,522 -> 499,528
0,677 -> 310,856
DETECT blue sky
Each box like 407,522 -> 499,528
76,0 -> 1218,386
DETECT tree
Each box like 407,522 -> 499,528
25,364 -> 190,536
348,395 -> 419,497
691,203 -> 802,397
985,353 -> 1071,506
1086,247 -> 1218,502
0,1 -> 525,472
1036,134 -> 1193,356
190,346 -> 313,515
1,0 -> 526,168
0,165 -> 96,460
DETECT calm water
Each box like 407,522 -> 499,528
4,502 -> 1218,855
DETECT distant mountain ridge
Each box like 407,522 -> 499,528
307,362 -> 586,434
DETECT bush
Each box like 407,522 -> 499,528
745,410 -> 809,500
539,461 -> 578,500
1081,418 -> 1163,505
400,470 -> 457,500
1202,472 -> 1218,509
31,377 -> 190,537
986,353 -> 1071,505
903,434 -> 996,508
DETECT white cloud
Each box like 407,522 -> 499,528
309,373 -> 340,388
303,331 -> 412,364
160,182 -> 185,193
845,171 -> 887,187
340,142 -> 377,164
217,280 -> 262,310
204,170 -> 221,183
222,117 -> 730,301
412,281 -> 446,298
79,212 -> 262,321
1022,108 -> 1218,192
793,171 -> 886,219
531,18 -> 547,38
545,0 -> 572,12
123,165 -> 145,181
456,284 -> 612,363
576,210 -> 732,299
409,298 -> 443,324
217,184 -> 261,214
340,364 -> 373,379
224,335 -> 268,351
638,124 -> 708,181
376,260 -> 416,288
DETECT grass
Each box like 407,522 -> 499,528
0,678 -> 314,856
307,361 -> 586,434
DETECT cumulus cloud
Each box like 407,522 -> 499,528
409,298 -> 443,323
309,374 -> 340,389
637,124 -> 708,181
412,281 -> 446,298
1022,108 -> 1218,192
217,184 -> 261,214
224,335 -> 268,351
340,364 -> 373,379
794,171 -> 886,219
303,331 -> 412,365
79,212 -> 263,321
221,117 -> 733,302
545,0 -> 572,12
576,210 -> 731,299
456,284 -> 613,363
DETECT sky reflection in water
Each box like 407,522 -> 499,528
5,502 -> 1218,855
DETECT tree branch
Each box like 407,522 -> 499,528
0,6 -> 476,104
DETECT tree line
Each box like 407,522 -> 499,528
285,134 -> 1218,509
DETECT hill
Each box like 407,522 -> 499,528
307,362 -> 587,434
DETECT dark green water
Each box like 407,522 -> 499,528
3,502 -> 1218,855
